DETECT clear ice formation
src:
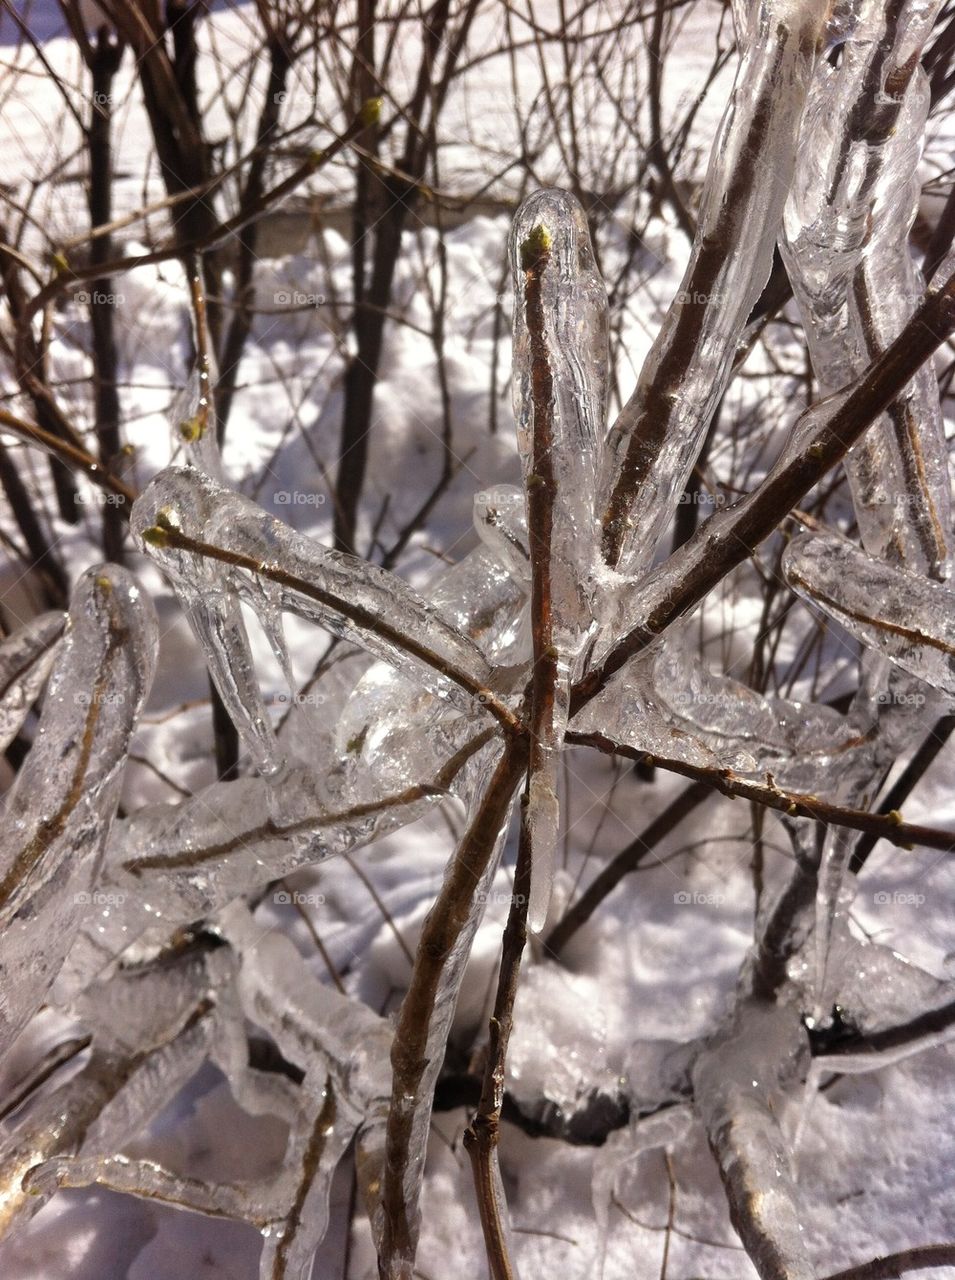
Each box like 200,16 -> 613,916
692,1000 -> 815,1280
775,0 -> 953,1055
131,466 -> 511,737
781,0 -> 952,578
3,6 -> 955,1275
598,0 -> 829,575
784,530 -> 955,697
509,189 -> 608,931
0,611 -> 64,752
571,622 -> 876,794
0,566 -> 156,1051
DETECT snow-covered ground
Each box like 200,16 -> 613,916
0,3 -> 955,1279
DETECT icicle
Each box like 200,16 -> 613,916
0,611 -> 64,752
811,826 -> 856,1027
783,530 -> 955,697
526,772 -> 558,934
598,0 -> 828,573
0,566 -> 157,1050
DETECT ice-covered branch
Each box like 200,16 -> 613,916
566,729 -> 955,854
379,738 -> 526,1280
782,0 -> 951,576
463,794 -> 534,1280
573,266 -> 955,711
0,566 -> 156,1048
783,530 -> 955,696
509,190 -> 607,930
0,611 -> 64,752
133,467 -> 521,737
600,0 -> 828,571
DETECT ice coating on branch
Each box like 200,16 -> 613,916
133,466 -> 504,726
60,722 -> 486,982
0,611 -> 64,752
171,365 -> 224,480
692,1000 -> 814,1280
572,630 -> 872,793
617,379 -> 872,649
222,902 -> 391,1102
130,467 -> 280,775
509,189 -> 606,636
473,483 -> 531,586
794,940 -> 955,1153
598,0 -> 828,573
510,189 -> 609,929
777,0 -> 949,977
0,566 -> 157,1051
429,541 -> 529,667
784,531 -> 955,696
376,739 -> 517,1276
332,538 -> 528,807
1,957 -> 218,1236
219,905 -> 390,1276
782,0 -> 951,576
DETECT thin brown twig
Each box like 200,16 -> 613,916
463,791 -> 533,1280
380,738 -> 527,1279
566,730 -> 955,854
